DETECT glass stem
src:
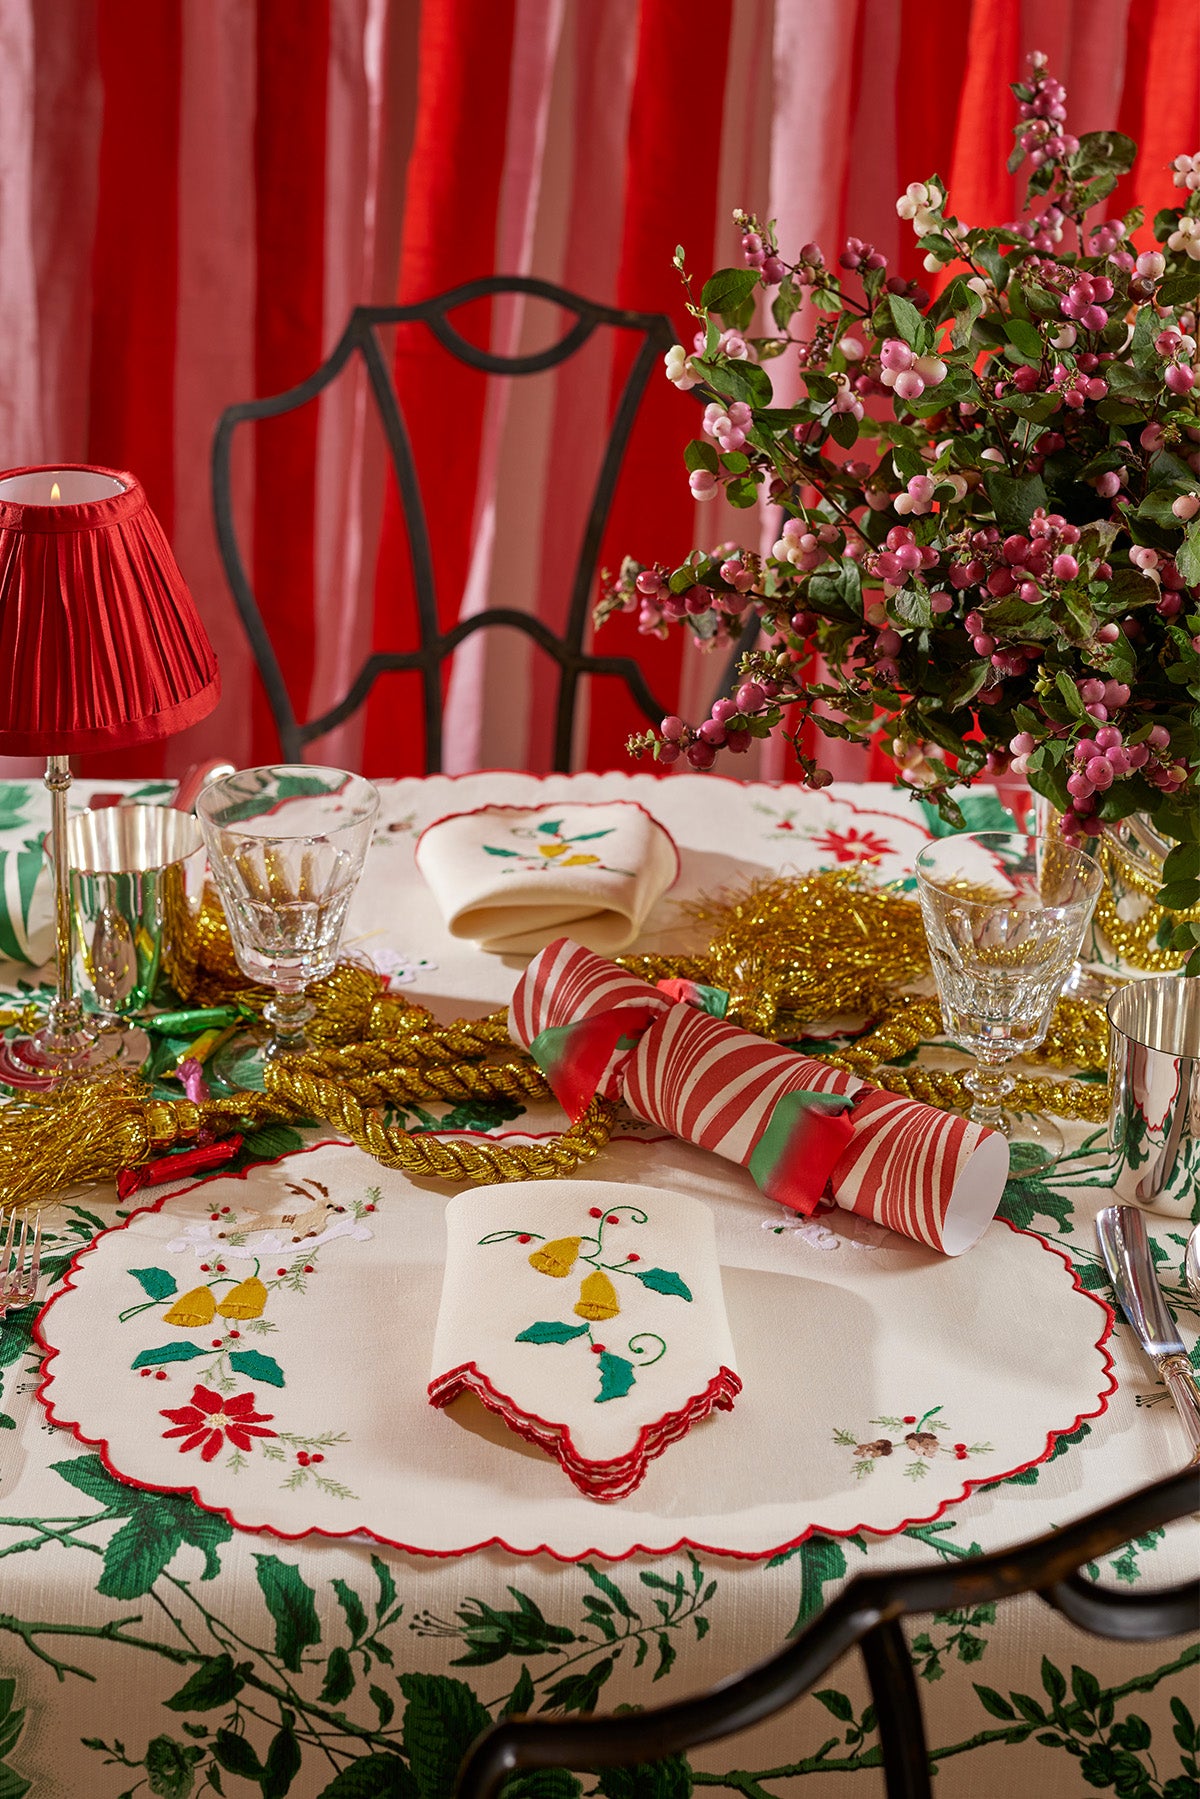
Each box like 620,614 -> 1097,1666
962,1058 -> 1015,1131
264,989 -> 314,1057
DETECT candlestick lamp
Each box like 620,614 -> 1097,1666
0,465 -> 219,1081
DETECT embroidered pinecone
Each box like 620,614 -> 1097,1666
905,1431 -> 941,1457
854,1438 -> 893,1458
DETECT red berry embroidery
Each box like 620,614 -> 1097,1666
155,1370 -> 167,1380
221,1206 -> 231,1214
606,1214 -> 620,1224
588,1207 -> 603,1218
626,1253 -> 641,1263
303,1264 -> 314,1274
216,1265 -> 226,1273
200,1264 -> 211,1273
211,1339 -> 222,1349
517,1234 -> 532,1244
297,1452 -> 309,1466
903,1416 -> 917,1425
140,1368 -> 150,1378
591,1343 -> 605,1354
229,1330 -> 240,1339
954,1443 -> 967,1454
364,1203 -> 376,1212
311,1453 -> 324,1464
210,1213 -> 220,1221
276,1268 -> 287,1276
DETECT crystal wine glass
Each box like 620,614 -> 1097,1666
916,831 -> 1104,1175
197,766 -> 380,1060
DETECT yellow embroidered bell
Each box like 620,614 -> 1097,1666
164,1285 -> 217,1328
529,1237 -> 581,1278
215,1276 -> 268,1320
574,1270 -> 619,1321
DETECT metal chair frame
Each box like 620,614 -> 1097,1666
211,277 -> 678,770
456,1467 -> 1200,1799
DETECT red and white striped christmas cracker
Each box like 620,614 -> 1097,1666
510,939 -> 1010,1256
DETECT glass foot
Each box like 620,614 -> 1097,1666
0,1023 -> 147,1090
995,1109 -> 1065,1179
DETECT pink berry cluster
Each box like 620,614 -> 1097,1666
605,48 -> 1200,900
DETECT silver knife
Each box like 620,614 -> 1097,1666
1097,1205 -> 1200,1467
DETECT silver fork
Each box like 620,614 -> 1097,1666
0,1209 -> 42,1317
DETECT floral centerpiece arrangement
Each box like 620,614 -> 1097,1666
598,54 -> 1200,968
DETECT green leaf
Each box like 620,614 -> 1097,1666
596,1351 -> 636,1403
787,1536 -> 849,1636
1040,1656 -> 1067,1705
583,1563 -> 635,1620
399,1672 -> 491,1799
261,1724 -> 302,1799
974,1684 -> 1017,1720
888,293 -> 925,347
97,1507 -> 189,1602
631,1267 -> 692,1301
1071,1664 -> 1102,1710
130,1342 -> 208,1370
332,1577 -> 369,1644
370,1554 -> 398,1623
253,1555 -> 321,1672
320,1645 -> 356,1705
1177,520 -> 1200,588
316,1757 -> 416,1798
145,1735 -> 196,1799
370,1685 -> 396,1729
692,356 -> 773,408
725,475 -> 759,509
212,1729 -> 262,1781
481,846 -> 520,858
1157,879 -> 1200,912
501,1665 -> 536,1721
1004,318 -> 1043,362
683,440 -> 719,476
983,468 -> 1048,534
538,1655 -> 616,1715
829,412 -> 859,449
129,1267 -> 179,1302
814,1688 -> 855,1722
700,267 -> 760,317
1055,670 -> 1087,718
515,1321 -> 590,1345
228,1349 -> 285,1388
164,1654 -> 245,1714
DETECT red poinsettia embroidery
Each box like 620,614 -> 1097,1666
161,1385 -> 277,1463
811,826 -> 892,865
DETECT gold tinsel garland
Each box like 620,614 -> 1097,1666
0,871 -> 1113,1210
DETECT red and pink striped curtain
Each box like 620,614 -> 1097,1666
2,0 -> 1196,780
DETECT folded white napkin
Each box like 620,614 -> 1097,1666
429,1180 -> 740,1500
414,800 -> 678,955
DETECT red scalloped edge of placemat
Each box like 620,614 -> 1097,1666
32,1146 -> 1116,1563
428,1363 -> 742,1502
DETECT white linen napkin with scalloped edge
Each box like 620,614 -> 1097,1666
414,800 -> 678,955
429,1180 -> 741,1501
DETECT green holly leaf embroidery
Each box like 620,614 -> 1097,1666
228,1349 -> 285,1388
631,1266 -> 692,1301
535,820 -> 564,835
596,1352 -> 635,1403
563,828 -> 615,842
515,1322 -> 590,1345
129,1267 -> 179,1302
482,845 -> 521,857
132,1342 -> 208,1370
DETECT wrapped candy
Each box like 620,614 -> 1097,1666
510,939 -> 1010,1256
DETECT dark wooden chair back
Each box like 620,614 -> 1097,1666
212,278 -> 677,769
456,1468 -> 1199,1799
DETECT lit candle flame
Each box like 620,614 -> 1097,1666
49,481 -> 61,501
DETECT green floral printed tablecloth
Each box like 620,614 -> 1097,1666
0,774 -> 1195,1799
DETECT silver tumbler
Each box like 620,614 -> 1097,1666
66,806 -> 206,1021
1106,975 -> 1200,1219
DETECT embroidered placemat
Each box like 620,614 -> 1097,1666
35,1139 -> 1113,1560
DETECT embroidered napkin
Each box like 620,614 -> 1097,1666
414,801 -> 678,955
429,1180 -> 741,1501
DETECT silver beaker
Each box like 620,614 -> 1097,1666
66,806 -> 206,1021
1106,975 -> 1200,1219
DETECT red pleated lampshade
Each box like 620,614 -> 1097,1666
0,464 -> 219,754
